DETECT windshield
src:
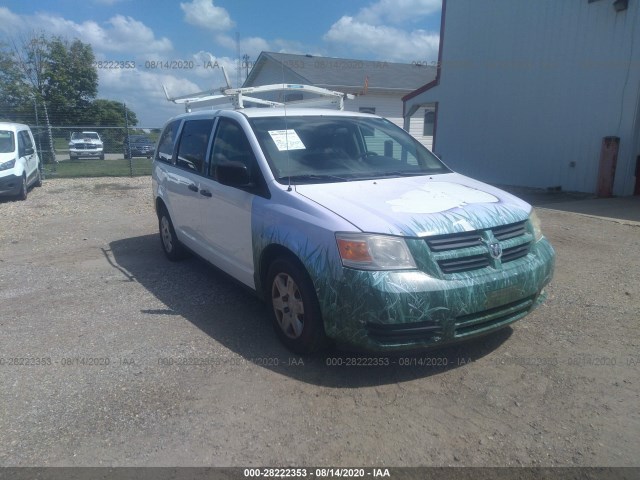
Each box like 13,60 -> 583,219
0,131 -> 15,153
249,116 -> 449,184
72,132 -> 100,140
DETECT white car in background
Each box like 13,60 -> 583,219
0,122 -> 42,200
69,131 -> 104,160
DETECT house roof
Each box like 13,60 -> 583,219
244,52 -> 437,94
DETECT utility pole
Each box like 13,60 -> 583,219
124,102 -> 132,176
243,54 -> 250,81
236,32 -> 241,88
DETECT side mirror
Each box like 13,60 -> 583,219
216,161 -> 252,187
25,147 -> 34,156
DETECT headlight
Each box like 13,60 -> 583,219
0,159 -> 16,171
529,209 -> 544,241
336,233 -> 417,270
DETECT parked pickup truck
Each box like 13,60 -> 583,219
69,131 -> 104,160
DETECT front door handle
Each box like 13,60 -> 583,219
188,184 -> 198,192
199,189 -> 212,198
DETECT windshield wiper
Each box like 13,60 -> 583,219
284,174 -> 350,184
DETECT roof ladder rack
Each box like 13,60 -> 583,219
164,73 -> 354,112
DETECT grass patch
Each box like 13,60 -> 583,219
43,158 -> 152,178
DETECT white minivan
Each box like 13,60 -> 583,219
0,123 -> 42,200
152,105 -> 555,354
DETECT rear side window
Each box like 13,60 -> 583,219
156,120 -> 181,163
176,119 -> 214,173
0,131 -> 15,153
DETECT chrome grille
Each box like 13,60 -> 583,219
438,254 -> 490,274
426,220 -> 530,274
493,222 -> 527,241
426,231 -> 482,252
501,243 -> 530,263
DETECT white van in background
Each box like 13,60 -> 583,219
0,122 -> 42,200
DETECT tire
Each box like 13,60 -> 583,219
158,207 -> 188,261
34,166 -> 42,187
99,154 -> 105,160
266,257 -> 327,354
17,174 -> 27,201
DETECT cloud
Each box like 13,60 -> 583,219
324,16 -> 439,62
31,13 -> 173,53
322,0 -> 440,62
98,68 -> 198,125
215,34 -> 271,59
0,7 -> 24,34
356,0 -> 441,25
191,50 -> 237,83
181,0 -> 234,31
0,6 -> 183,125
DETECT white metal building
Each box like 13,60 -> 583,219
403,0 -> 640,196
244,52 -> 438,149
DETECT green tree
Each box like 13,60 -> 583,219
86,99 -> 138,127
0,43 -> 32,122
0,32 -> 99,162
45,37 -> 98,125
84,100 -> 138,153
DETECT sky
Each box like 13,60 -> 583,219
0,0 -> 442,126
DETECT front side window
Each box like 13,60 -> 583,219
19,131 -> 33,150
209,118 -> 256,179
0,131 -> 15,153
249,116 -> 449,184
176,119 -> 214,173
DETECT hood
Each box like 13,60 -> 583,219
294,173 -> 532,237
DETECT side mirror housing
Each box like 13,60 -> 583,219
216,161 -> 252,187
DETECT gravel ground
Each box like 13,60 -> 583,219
0,177 -> 638,467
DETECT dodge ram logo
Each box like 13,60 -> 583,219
487,241 -> 502,259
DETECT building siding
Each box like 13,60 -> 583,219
405,0 -> 640,195
345,94 -> 434,150
246,60 -> 435,150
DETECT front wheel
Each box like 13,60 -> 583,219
34,166 -> 42,187
158,207 -> 188,261
266,258 -> 327,354
17,174 -> 27,201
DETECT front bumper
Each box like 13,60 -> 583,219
0,173 -> 21,196
322,239 -> 555,352
70,149 -> 103,158
129,147 -> 154,157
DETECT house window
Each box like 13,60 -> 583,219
285,93 -> 303,102
423,110 -> 435,136
359,107 -> 376,114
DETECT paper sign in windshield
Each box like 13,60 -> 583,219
268,130 -> 306,151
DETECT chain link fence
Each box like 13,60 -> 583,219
29,125 -> 161,178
